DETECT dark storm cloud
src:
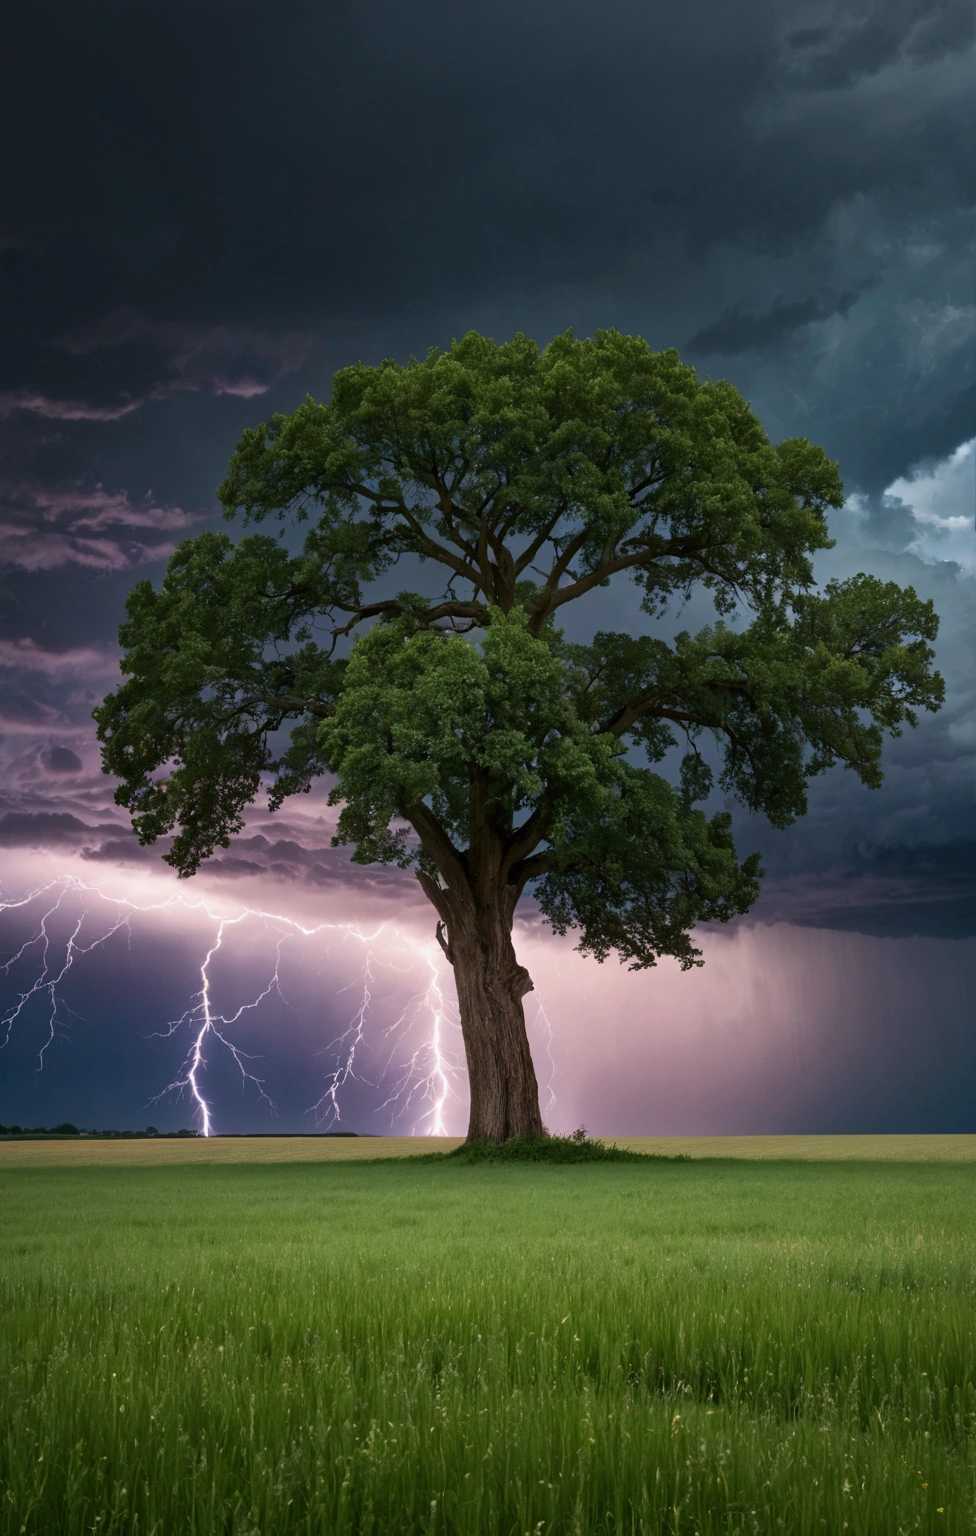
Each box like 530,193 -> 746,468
0,391 -> 143,423
0,482 -> 196,571
2,2 -> 970,403
685,290 -> 862,356
39,747 -> 82,774
747,843 -> 976,941
0,693 -> 62,730
0,641 -> 119,742
852,492 -> 919,554
0,0 -> 970,516
79,837 -> 161,864
52,307 -> 318,406
0,722 -> 417,893
81,827 -> 419,897
0,810 -> 125,847
726,529 -> 976,940
781,0 -> 974,91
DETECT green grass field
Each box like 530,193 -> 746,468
1,1153 -> 974,1534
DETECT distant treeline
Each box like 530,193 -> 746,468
0,1124 -> 198,1139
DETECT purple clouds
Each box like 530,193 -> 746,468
0,484 -> 197,571
1,310 -> 318,433
0,391 -> 144,423
55,307 -> 317,408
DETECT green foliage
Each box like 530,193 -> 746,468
216,330 -> 841,620
95,328 -> 944,970
318,607 -> 574,865
93,530 -> 346,870
538,773 -> 760,969
2,1160 -> 974,1534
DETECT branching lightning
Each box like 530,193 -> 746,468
311,946 -> 378,1129
145,913 -> 287,1137
376,944 -> 461,1136
0,873 -> 481,1136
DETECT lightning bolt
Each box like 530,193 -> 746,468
531,994 -> 559,1122
376,943 -> 461,1137
310,944 -> 377,1129
146,913 -> 288,1138
0,881 -> 130,1067
0,873 -> 483,1136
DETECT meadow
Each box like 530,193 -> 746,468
1,1145 -> 974,1535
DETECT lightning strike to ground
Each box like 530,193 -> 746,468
376,945 -> 460,1136
0,873 -> 487,1137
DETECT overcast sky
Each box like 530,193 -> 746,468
1,0 -> 973,1135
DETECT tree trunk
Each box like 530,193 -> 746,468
417,870 -> 544,1143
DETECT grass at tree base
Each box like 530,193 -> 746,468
439,1129 -> 690,1163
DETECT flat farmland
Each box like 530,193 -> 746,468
3,1132 -> 976,1167
1,1148 -> 974,1534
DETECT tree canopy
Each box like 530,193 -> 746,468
95,329 -> 944,973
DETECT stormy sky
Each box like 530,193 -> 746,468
1,0 -> 973,1135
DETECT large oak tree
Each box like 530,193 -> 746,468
95,330 -> 943,1141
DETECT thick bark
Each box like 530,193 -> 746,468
416,868 -> 544,1143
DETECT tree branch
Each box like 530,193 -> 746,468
404,800 -> 469,888
348,481 -> 489,593
509,851 -> 551,888
513,503 -> 569,578
502,807 -> 548,875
